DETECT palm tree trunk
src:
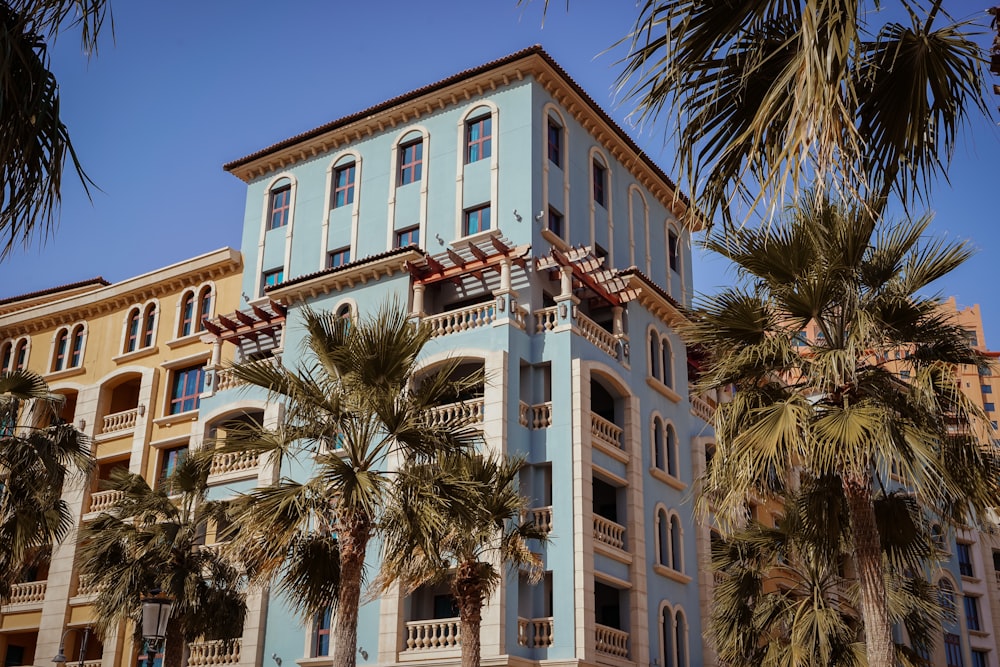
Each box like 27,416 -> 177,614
842,471 -> 894,667
455,561 -> 486,667
162,618 -> 185,667
331,514 -> 371,667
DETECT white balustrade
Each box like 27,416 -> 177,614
575,313 -> 618,359
518,401 -> 552,429
425,303 -> 495,338
209,450 -> 260,477
187,639 -> 242,666
530,506 -> 553,534
534,307 -> 558,333
691,395 -> 715,422
595,624 -> 629,658
517,617 -> 554,648
425,399 -> 484,427
519,401 -> 530,427
593,515 -> 626,550
101,408 -> 140,435
87,489 -> 124,514
511,306 -> 528,330
404,618 -> 461,650
590,414 -> 623,450
7,580 -> 46,605
82,660 -> 103,667
76,574 -> 104,597
216,357 -> 280,392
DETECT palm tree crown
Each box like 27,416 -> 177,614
685,195 -> 1000,667
223,302 -> 483,667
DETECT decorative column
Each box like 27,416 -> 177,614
555,266 -> 579,326
492,259 -> 519,326
411,282 -> 426,319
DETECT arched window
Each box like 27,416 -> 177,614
670,514 -> 683,571
661,336 -> 673,388
125,308 -> 141,352
674,610 -> 687,667
1,341 -> 11,372
141,303 -> 157,348
197,285 -> 212,329
336,303 -> 352,320
268,179 -> 292,230
649,330 -> 660,379
13,338 -> 27,370
653,416 -> 665,470
665,423 -> 678,477
53,329 -> 69,371
657,508 -> 669,566
69,324 -> 85,367
662,606 -> 676,667
180,291 -> 196,337
939,578 -> 956,613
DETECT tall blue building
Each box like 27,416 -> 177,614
195,47 -> 718,667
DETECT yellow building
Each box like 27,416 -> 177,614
0,248 -> 243,667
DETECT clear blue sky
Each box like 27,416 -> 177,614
3,2 -> 999,339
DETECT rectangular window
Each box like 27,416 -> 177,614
398,140 -> 423,185
327,247 -> 351,269
313,608 -> 332,657
158,444 -> 188,484
333,163 -> 355,208
982,385 -> 993,394
592,161 -> 607,207
957,542 -> 974,577
262,269 -> 284,295
548,207 -> 563,238
466,116 -> 491,163
965,595 -> 982,631
547,119 -> 562,166
986,402 -> 996,413
668,230 -> 680,273
169,365 -> 204,415
900,369 -> 911,380
464,205 -> 491,236
268,185 -> 291,230
793,331 -> 808,347
946,633 -> 964,667
971,651 -> 988,667
395,226 -> 419,248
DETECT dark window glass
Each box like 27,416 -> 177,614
70,326 -> 84,367
333,163 -> 356,208
395,226 -> 419,248
548,207 -> 563,238
958,542 -> 974,577
466,116 -> 491,163
327,248 -> 351,269
464,205 -> 491,236
547,119 -> 561,166
180,293 -> 195,336
668,230 -> 679,273
169,365 -> 203,414
399,140 -> 423,185
268,185 -> 291,230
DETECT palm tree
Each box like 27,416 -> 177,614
223,302 -> 482,667
711,477 -> 941,667
0,0 -> 109,258
685,194 -> 1000,667
605,1 -> 991,227
77,456 -> 247,667
375,452 -> 547,667
0,368 -> 90,599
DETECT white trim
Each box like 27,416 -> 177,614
387,126 -> 431,252
455,102 -> 500,243
627,184 -> 647,271
542,104 -> 570,245
256,173 -> 298,298
323,150 -> 363,271
588,146 -> 613,266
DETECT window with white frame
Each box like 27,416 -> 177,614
51,324 -> 85,372
179,285 -> 213,337
648,329 -> 674,389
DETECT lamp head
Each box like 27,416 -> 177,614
141,593 -> 174,641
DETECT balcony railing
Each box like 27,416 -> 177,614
528,506 -> 553,534
425,303 -> 495,338
590,414 -> 623,450
425,399 -> 485,427
76,574 -> 105,597
101,408 -> 140,435
593,515 -> 626,551
404,618 -> 461,651
517,617 -> 554,648
6,580 -> 46,606
690,394 -> 715,422
519,401 -> 552,429
82,660 -> 103,667
595,624 -> 629,658
216,357 -> 280,392
87,489 -> 124,514
209,450 -> 260,478
575,313 -> 618,359
188,639 -> 242,666
534,307 -> 558,333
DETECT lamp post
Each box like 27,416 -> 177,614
52,627 -> 90,667
140,592 -> 173,667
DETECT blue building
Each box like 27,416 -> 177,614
195,47 -> 718,667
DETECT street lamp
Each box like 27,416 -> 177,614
52,627 -> 91,667
140,592 -> 173,667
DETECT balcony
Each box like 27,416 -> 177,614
519,401 -> 553,429
100,407 -> 141,436
533,307 -> 626,365
86,489 -> 124,515
517,617 -> 554,648
3,580 -> 47,609
208,450 -> 260,480
425,303 -> 495,338
529,506 -> 553,534
595,624 -> 629,658
403,618 -> 460,651
188,639 -> 242,666
593,515 -> 626,551
215,356 -> 280,393
425,399 -> 485,427
591,414 -> 623,451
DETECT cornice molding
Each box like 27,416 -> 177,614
267,249 -> 423,306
